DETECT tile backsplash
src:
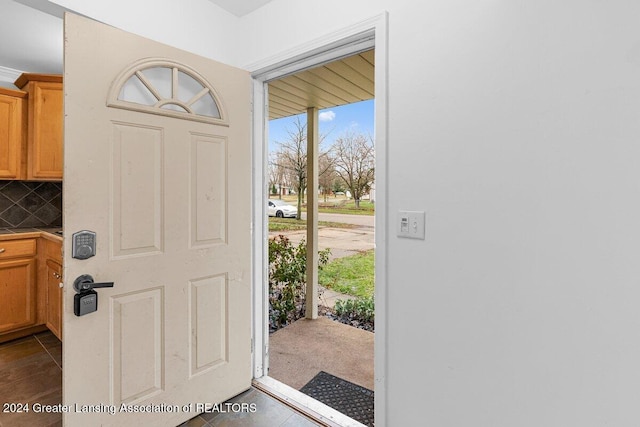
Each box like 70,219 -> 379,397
0,181 -> 62,228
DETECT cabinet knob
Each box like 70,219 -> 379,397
59,282 -> 64,288
0,248 -> 5,253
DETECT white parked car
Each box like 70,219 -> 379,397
268,199 -> 297,218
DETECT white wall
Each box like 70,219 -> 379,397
241,1 -> 640,426
42,0 -> 640,425
50,0 -> 242,67
0,0 -> 63,83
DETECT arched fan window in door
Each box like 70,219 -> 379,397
107,59 -> 228,125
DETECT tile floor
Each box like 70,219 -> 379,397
0,332 -> 319,427
179,388 -> 321,427
0,331 -> 63,427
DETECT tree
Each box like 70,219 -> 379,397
318,152 -> 336,202
270,116 -> 330,218
271,117 -> 307,218
331,131 -> 375,208
268,152 -> 287,199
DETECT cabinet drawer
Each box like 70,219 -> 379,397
0,239 -> 37,259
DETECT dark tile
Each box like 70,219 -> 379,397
35,331 -> 61,348
35,182 -> 61,203
280,413 -> 321,427
202,388 -> 295,426
35,332 -> 62,369
1,204 -> 30,226
50,194 -> 62,211
32,203 -> 61,226
0,357 -> 61,403
0,350 -> 57,383
51,215 -> 63,227
0,336 -> 63,427
21,181 -> 42,191
0,388 -> 62,427
0,192 -> 13,212
0,337 -> 43,364
0,220 -> 11,228
17,215 -> 46,228
17,192 -> 47,213
1,181 -> 31,202
46,344 -> 62,369
178,415 -> 209,427
9,227 -> 39,233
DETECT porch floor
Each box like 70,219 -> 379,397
268,317 -> 374,392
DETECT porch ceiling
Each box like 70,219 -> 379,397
268,49 -> 374,120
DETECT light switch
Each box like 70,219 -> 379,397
397,211 -> 425,239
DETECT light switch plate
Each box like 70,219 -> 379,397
397,211 -> 425,239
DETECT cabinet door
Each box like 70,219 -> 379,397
45,259 -> 62,340
0,89 -> 26,179
27,81 -> 63,180
0,258 -> 37,333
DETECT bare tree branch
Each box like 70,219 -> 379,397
331,131 -> 375,208
270,116 -> 329,218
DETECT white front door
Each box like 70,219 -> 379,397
63,13 -> 252,427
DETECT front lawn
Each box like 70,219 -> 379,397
317,200 -> 374,215
319,249 -> 374,298
268,217 -> 358,232
273,195 -> 375,216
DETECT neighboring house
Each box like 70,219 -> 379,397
2,1 -> 640,426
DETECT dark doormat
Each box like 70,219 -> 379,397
299,371 -> 374,427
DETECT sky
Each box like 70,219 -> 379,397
268,99 -> 374,151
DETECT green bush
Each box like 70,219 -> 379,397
268,235 -> 330,331
334,296 -> 375,326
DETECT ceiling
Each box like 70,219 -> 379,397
0,0 -> 374,119
268,49 -> 375,120
207,0 -> 274,17
0,0 -> 274,85
0,0 -> 64,82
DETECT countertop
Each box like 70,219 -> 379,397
0,227 -> 63,242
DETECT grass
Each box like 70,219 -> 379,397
318,200 -> 374,215
319,249 -> 374,298
268,217 -> 358,232
270,195 -> 375,216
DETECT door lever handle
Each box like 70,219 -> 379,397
73,274 -> 114,317
73,274 -> 114,292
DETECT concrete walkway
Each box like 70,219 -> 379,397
269,226 -> 374,261
318,286 -> 356,308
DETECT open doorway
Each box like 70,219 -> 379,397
251,17 -> 387,426
267,92 -> 375,425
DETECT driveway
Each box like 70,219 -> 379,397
301,212 -> 374,228
269,221 -> 374,260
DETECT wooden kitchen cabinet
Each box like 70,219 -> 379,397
45,259 -> 63,340
14,73 -> 63,181
0,239 -> 37,334
41,237 -> 63,340
0,87 -> 27,179
0,234 -> 63,343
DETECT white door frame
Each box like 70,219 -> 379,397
247,12 -> 389,427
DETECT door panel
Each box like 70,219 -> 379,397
64,13 -> 252,427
